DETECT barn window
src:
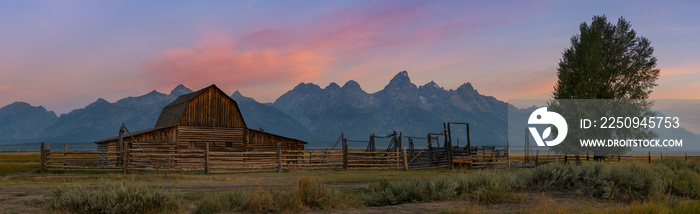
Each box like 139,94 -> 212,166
226,142 -> 233,148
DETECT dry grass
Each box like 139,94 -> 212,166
0,152 -> 39,176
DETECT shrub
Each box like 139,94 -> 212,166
665,168 -> 700,199
293,177 -> 340,209
655,158 -> 687,171
364,171 -> 519,206
518,162 -> 659,200
48,182 -> 179,214
247,188 -> 277,213
516,161 -> 700,201
364,178 -> 459,206
194,177 -> 343,213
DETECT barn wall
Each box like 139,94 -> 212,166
176,126 -> 246,152
97,127 -> 176,153
178,87 -> 246,128
247,129 -> 305,151
97,126 -> 304,153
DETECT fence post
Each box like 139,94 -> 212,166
40,142 -> 45,173
618,155 -> 620,162
648,151 -> 651,163
403,147 -> 408,171
396,147 -> 400,170
685,153 -> 688,163
277,143 -> 282,173
123,142 -> 129,174
205,143 -> 210,175
507,140 -> 510,169
446,123 -> 453,169
535,150 -> 539,166
64,144 -> 67,169
575,155 -> 580,164
343,142 -> 348,171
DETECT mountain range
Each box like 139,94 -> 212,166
0,71 -> 510,147
3,71 -> 695,149
272,71 -> 508,145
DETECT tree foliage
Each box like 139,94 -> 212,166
550,15 -> 660,156
553,15 -> 659,100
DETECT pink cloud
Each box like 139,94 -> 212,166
650,65 -> 700,99
141,2 -> 493,92
660,65 -> 699,76
477,70 -> 558,100
653,82 -> 700,99
144,32 -> 333,90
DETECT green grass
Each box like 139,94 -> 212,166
0,153 -> 39,176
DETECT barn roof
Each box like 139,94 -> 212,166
153,84 -> 247,129
95,126 -> 174,144
95,84 -> 306,145
248,129 -> 308,144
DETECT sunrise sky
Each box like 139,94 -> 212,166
1,1 -> 698,114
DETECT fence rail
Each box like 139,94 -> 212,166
520,150 -> 700,167
39,142 -> 507,173
44,143 -> 697,173
39,142 -> 415,173
452,146 -> 509,169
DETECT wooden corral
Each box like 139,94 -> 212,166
95,85 -> 305,156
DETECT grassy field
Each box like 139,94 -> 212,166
1,152 -> 699,213
0,152 -> 39,176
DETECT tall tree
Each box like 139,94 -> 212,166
550,15 -> 660,156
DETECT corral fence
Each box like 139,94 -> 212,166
408,146 -> 450,169
524,150 -> 700,167
453,146 -> 509,169
39,142 -> 413,174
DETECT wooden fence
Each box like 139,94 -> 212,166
452,146 -> 509,169
42,142 -> 123,172
40,142 -> 414,173
282,150 -> 343,170
408,146 -> 450,169
346,150 -> 405,170
524,150 -> 700,167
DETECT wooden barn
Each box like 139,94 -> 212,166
95,84 -> 306,153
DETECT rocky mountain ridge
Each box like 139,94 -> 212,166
1,71 -> 515,147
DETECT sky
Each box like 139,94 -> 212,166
1,0 -> 699,115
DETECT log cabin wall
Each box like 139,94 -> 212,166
96,127 -> 176,153
177,87 -> 246,128
97,126 -> 304,153
247,129 -> 305,151
176,126 -> 246,152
